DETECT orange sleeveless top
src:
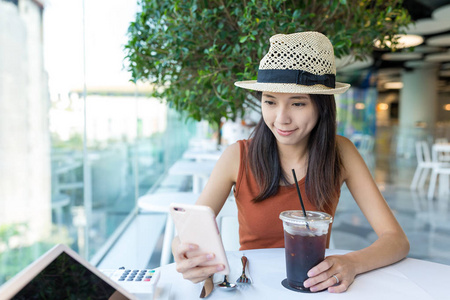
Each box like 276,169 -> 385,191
234,140 -> 340,250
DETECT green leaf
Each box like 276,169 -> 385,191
240,35 -> 249,43
125,0 -> 413,126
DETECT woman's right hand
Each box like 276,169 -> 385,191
172,237 -> 225,283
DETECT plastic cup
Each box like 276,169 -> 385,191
279,211 -> 333,292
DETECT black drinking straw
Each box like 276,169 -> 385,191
291,169 -> 307,217
292,169 -> 311,231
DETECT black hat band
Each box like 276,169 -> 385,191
257,69 -> 336,88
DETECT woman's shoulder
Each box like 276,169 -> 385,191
214,140 -> 246,183
219,140 -> 246,163
226,139 -> 250,154
223,140 -> 241,155
336,135 -> 367,179
336,135 -> 358,153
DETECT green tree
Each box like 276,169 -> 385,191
125,0 -> 411,142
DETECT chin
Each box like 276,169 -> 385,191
275,137 -> 301,146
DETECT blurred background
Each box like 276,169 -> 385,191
1,0 -> 449,285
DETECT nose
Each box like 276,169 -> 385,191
276,106 -> 291,124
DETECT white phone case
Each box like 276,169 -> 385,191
169,203 -> 230,275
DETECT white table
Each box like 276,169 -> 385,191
168,160 -> 216,193
153,248 -> 450,300
182,149 -> 223,162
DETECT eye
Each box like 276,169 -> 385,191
264,100 -> 275,105
292,102 -> 305,107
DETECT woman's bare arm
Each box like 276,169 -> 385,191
304,136 -> 409,292
171,142 -> 240,283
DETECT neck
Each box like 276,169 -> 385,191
277,142 -> 309,183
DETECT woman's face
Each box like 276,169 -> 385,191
261,92 -> 319,146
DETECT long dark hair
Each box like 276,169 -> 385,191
248,92 -> 343,210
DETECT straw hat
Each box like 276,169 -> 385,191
234,31 -> 350,94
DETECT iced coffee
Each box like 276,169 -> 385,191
279,211 -> 332,292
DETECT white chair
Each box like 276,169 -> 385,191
427,144 -> 450,199
217,196 -> 240,251
435,140 -> 450,163
410,141 -> 435,190
138,192 -> 200,266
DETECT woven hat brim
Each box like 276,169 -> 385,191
234,80 -> 350,95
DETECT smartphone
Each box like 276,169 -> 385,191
169,203 -> 230,275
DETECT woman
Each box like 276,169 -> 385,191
172,31 -> 409,293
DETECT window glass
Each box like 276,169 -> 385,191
0,0 -> 196,284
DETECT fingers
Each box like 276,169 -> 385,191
306,259 -> 332,277
178,257 -> 225,283
174,242 -> 198,262
303,256 -> 354,293
307,275 -> 349,293
179,264 -> 223,283
174,242 -> 225,283
303,259 -> 333,288
328,279 -> 350,293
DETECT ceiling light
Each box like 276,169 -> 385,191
444,104 -> 450,111
407,19 -> 450,35
384,82 -> 403,89
427,34 -> 450,47
432,4 -> 450,21
404,61 -> 438,68
377,103 -> 389,111
440,70 -> 450,77
381,52 -> 422,61
374,34 -> 424,49
335,55 -> 374,72
411,45 -> 446,53
355,103 -> 365,110
425,52 -> 450,63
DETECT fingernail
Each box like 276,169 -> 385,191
307,270 -> 314,277
303,280 -> 310,288
206,254 -> 214,260
189,244 -> 195,249
310,287 -> 317,292
217,265 -> 225,271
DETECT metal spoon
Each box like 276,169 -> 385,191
217,275 -> 237,289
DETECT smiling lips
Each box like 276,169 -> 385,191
276,128 -> 297,136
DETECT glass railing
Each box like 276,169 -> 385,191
0,0 -> 198,285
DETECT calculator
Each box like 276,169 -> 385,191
101,267 -> 160,298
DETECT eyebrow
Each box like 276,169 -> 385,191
263,93 -> 310,100
289,95 -> 309,100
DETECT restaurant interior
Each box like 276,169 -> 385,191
0,0 -> 450,297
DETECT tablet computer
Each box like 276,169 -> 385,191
0,244 -> 158,300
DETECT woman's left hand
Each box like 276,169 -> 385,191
303,254 -> 358,293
